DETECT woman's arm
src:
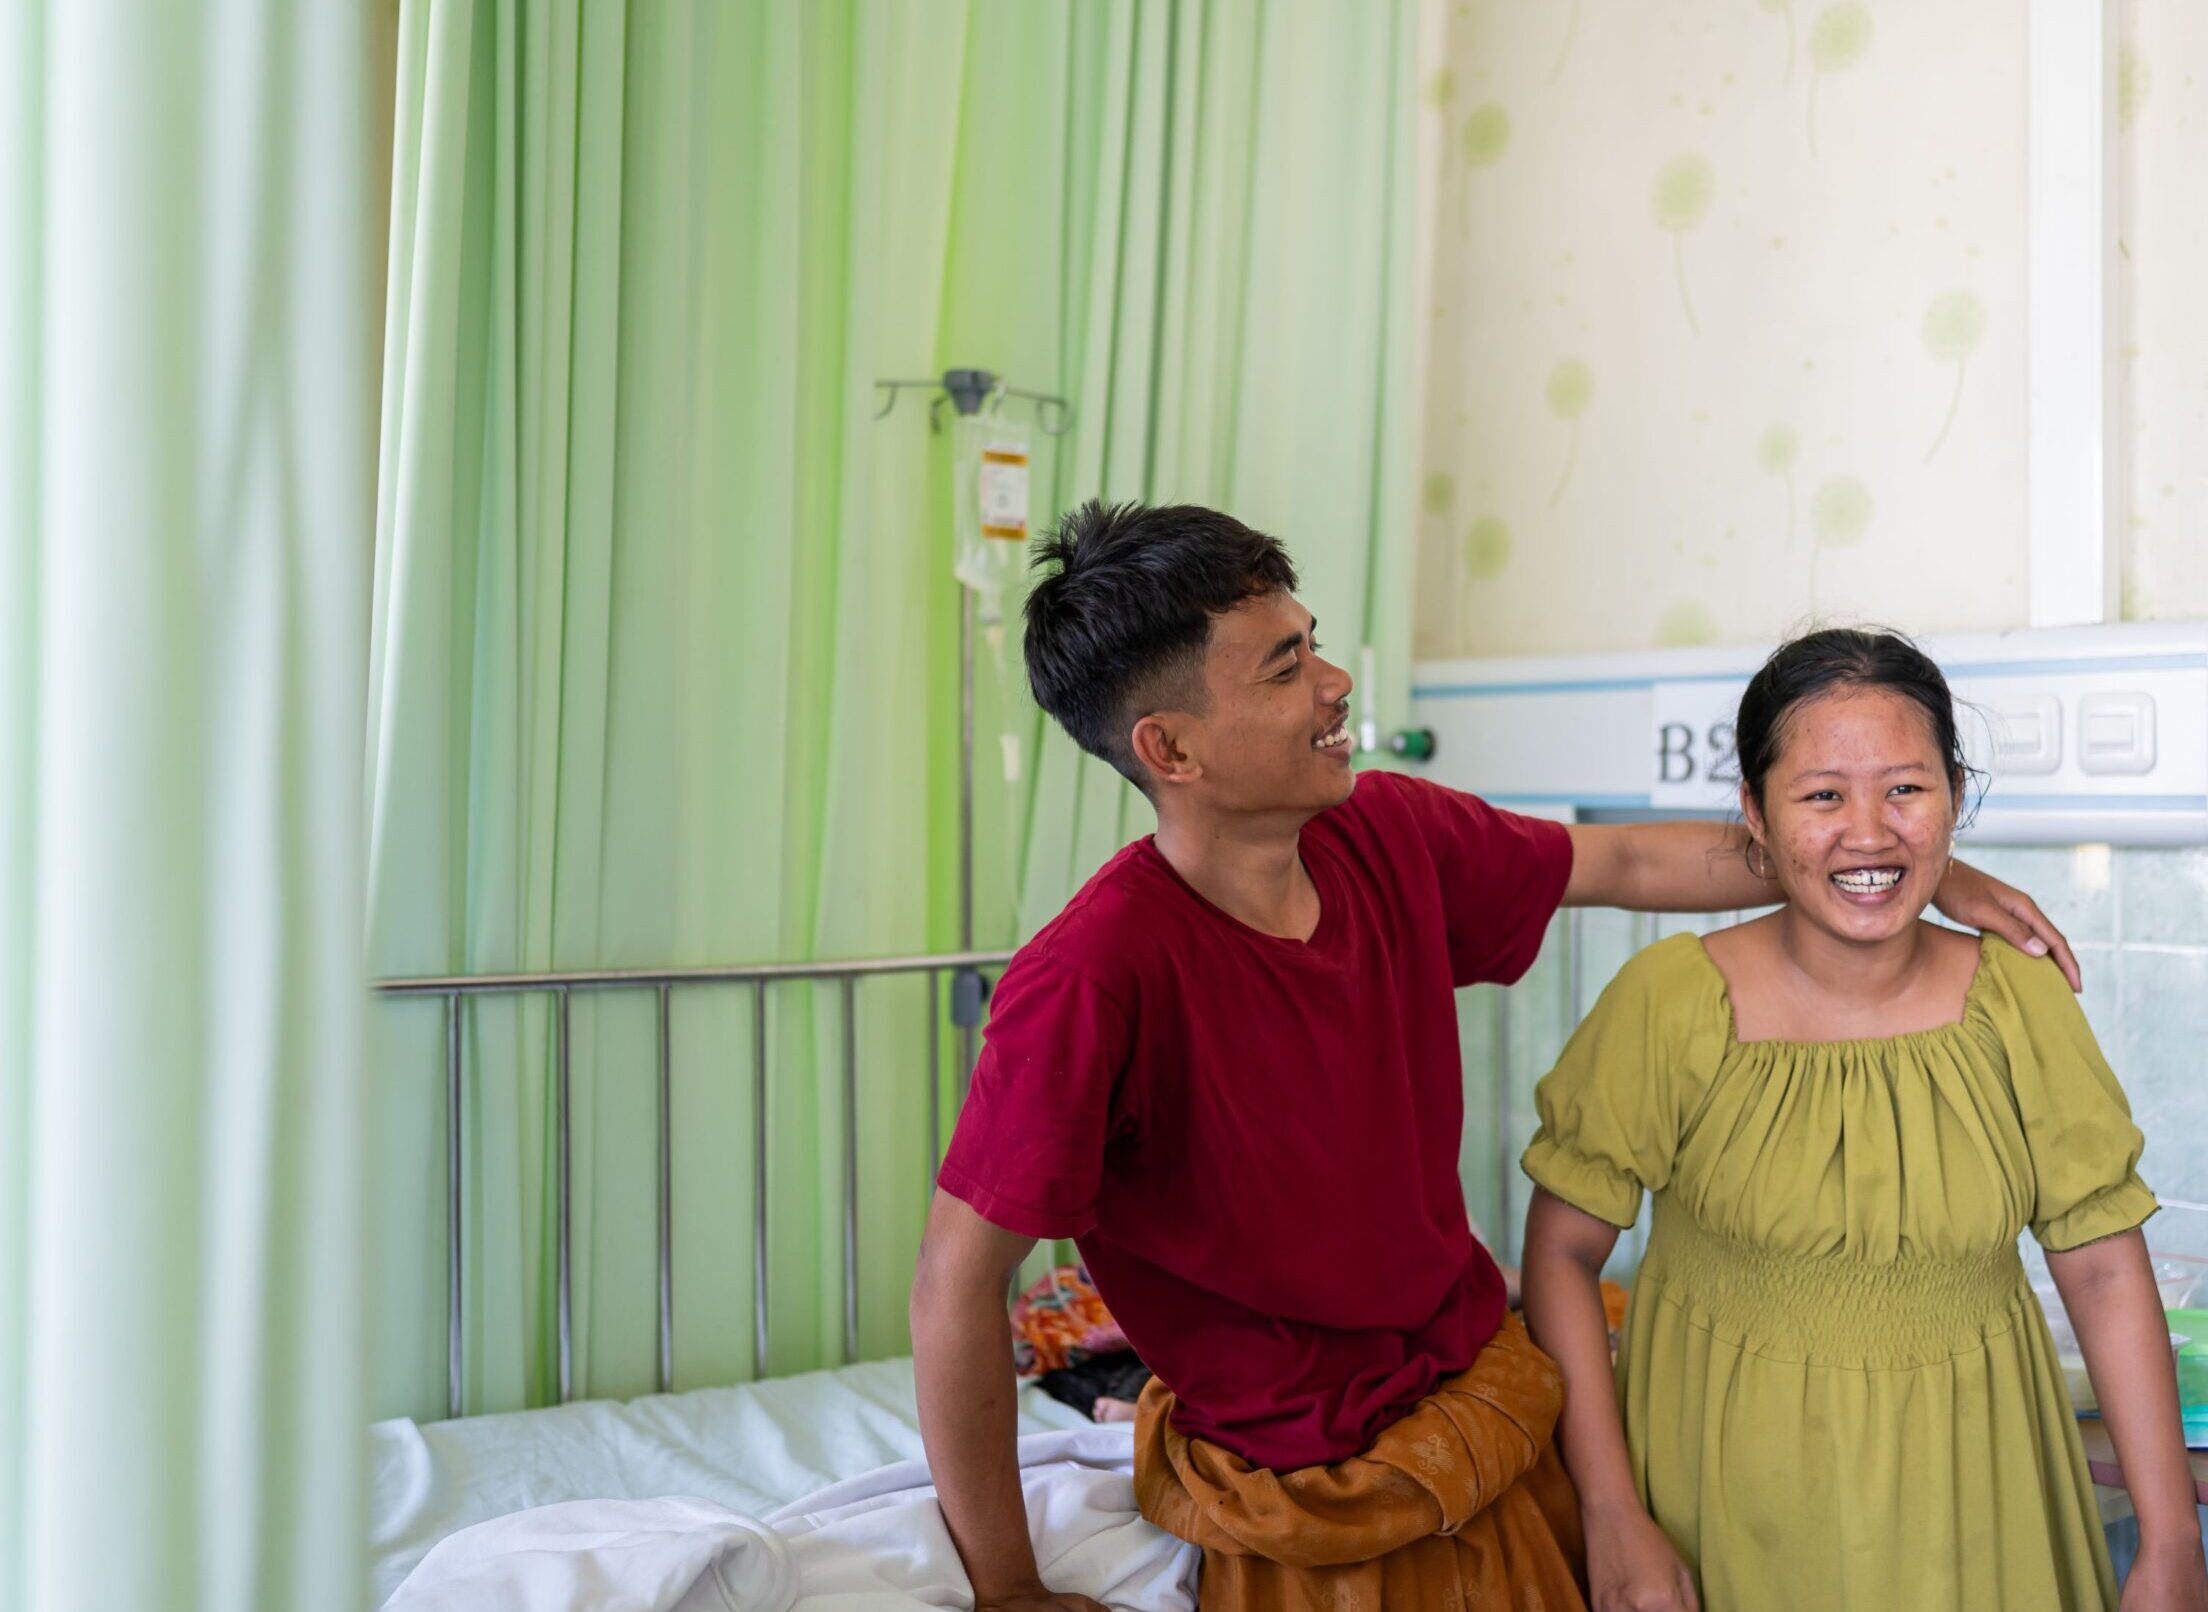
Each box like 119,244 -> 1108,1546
2048,1229 -> 2208,1607
1522,1189 -> 1700,1612
1560,822 -> 2080,989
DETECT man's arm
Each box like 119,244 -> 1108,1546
1560,820 -> 2081,989
911,1190 -> 1107,1612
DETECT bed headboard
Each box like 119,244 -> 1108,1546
375,949 -> 1013,1419
1406,621 -> 2208,845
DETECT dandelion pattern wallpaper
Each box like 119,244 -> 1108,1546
1414,0 -> 2208,658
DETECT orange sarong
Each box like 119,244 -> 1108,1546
1132,1312 -> 1588,1611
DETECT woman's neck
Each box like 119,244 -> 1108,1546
1770,905 -> 1934,1008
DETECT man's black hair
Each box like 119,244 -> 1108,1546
1022,500 -> 1299,791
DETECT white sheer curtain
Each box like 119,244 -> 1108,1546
0,5 -> 380,1609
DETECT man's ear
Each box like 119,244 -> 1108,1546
1130,712 -> 1201,788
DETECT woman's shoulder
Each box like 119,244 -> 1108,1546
1593,930 -> 1731,1026
1970,927 -> 2055,974
1613,927 -> 1719,981
1970,928 -> 2089,1024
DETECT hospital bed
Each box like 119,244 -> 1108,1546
368,949 -> 1177,1608
368,1356 -> 1100,1603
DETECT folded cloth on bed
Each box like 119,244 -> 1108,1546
1011,1262 -> 1131,1376
382,1495 -> 790,1612
1132,1312 -> 1586,1611
1040,1349 -> 1154,1421
384,1425 -> 1197,1612
369,1358 -> 1097,1603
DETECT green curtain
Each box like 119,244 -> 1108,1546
0,6 -> 379,1611
977,0 -> 1418,936
367,0 -> 1414,1424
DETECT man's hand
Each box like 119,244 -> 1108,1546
1932,859 -> 2080,990
976,1593 -> 1112,1612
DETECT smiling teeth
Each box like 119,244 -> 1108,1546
1832,868 -> 1902,891
1315,725 -> 1351,750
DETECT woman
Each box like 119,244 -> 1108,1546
1519,629 -> 2208,1612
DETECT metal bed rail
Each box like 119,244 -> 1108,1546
376,948 -> 1016,1420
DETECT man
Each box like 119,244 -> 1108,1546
910,502 -> 2074,1610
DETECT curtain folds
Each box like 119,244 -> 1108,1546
367,0 -> 1414,1421
0,5 -> 380,1609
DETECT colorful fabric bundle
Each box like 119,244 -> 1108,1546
1009,1263 -> 1130,1378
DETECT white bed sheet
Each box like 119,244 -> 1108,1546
369,1358 -> 1096,1607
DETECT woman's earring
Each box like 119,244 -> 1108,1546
1747,839 -> 1777,881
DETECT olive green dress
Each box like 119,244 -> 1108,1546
1523,932 -> 2156,1612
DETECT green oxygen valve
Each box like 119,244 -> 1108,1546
1352,647 -> 1436,763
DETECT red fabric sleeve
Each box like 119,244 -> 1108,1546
1385,774 -> 1574,988
935,953 -> 1133,1241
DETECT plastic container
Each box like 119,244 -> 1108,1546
2034,1252 -> 2207,1414
2167,1308 -> 2208,1450
951,414 -> 1031,626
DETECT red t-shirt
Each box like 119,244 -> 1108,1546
937,770 -> 1573,1471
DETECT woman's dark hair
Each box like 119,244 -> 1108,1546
1735,627 -> 1982,821
1023,500 -> 1298,791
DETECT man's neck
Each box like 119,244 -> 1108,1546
1152,805 -> 1324,941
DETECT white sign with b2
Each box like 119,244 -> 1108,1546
1650,680 -> 1748,811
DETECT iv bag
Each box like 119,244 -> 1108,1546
953,413 -> 1030,624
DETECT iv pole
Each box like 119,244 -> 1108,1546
872,368 -> 1073,1091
